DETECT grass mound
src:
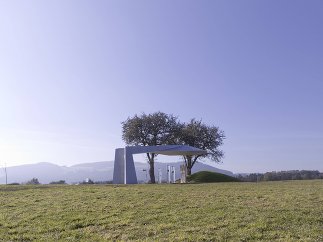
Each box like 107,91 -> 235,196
187,171 -> 240,183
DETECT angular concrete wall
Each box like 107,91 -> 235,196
112,148 -> 125,184
113,147 -> 138,184
124,147 -> 138,184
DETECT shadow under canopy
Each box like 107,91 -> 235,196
113,145 -> 207,184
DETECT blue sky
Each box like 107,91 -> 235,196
0,1 -> 322,173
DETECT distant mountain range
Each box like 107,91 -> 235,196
0,161 -> 234,184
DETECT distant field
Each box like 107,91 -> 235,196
0,180 -> 322,241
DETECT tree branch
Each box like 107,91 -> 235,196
192,155 -> 202,167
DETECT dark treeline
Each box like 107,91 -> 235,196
238,170 -> 323,182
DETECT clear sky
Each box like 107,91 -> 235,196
0,1 -> 322,173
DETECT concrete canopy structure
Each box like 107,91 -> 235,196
113,145 -> 207,184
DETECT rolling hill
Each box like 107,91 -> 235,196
0,161 -> 234,184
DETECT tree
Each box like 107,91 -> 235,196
50,180 -> 66,185
81,178 -> 94,184
178,119 -> 225,175
26,178 -> 40,185
122,112 -> 181,183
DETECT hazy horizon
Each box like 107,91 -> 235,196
1,1 -> 322,173
2,159 -> 322,174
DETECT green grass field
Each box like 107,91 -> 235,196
0,180 -> 322,241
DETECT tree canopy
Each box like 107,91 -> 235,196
122,112 -> 181,183
122,112 -> 225,181
26,178 -> 40,185
178,119 -> 225,175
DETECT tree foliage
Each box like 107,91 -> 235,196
49,180 -> 66,185
122,112 -> 225,181
81,179 -> 94,184
238,170 -> 323,182
178,119 -> 225,175
122,112 -> 181,183
122,112 -> 180,146
26,178 -> 40,185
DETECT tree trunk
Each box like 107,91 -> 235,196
188,156 -> 200,176
149,161 -> 156,183
185,155 -> 193,176
147,153 -> 156,183
187,166 -> 192,176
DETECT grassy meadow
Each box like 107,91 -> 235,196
0,180 -> 322,241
